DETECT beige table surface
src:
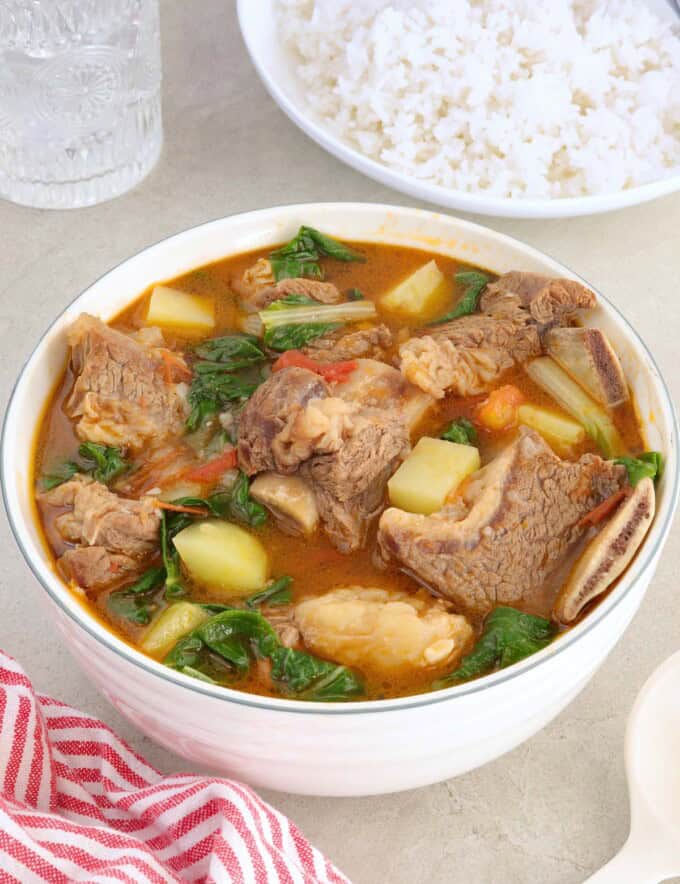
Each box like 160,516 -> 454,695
1,3 -> 679,882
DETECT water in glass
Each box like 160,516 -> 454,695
0,0 -> 162,209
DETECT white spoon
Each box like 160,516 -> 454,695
585,649 -> 680,883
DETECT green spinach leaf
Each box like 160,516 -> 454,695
41,444 -> 129,490
193,334 -> 265,372
615,451 -> 664,487
107,566 -> 166,625
264,322 -> 339,351
441,418 -> 478,446
164,608 -> 364,701
246,576 -> 293,609
430,270 -> 490,325
269,226 -> 363,281
434,607 -> 556,688
186,373 -> 258,433
40,461 -> 81,491
78,443 -> 129,484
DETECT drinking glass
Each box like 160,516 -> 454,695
0,0 -> 162,209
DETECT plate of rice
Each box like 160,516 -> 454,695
238,0 -> 680,218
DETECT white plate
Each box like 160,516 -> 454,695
237,0 -> 680,219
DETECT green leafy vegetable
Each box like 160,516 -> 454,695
430,270 -> 489,325
186,333 -> 265,433
303,227 -> 364,263
269,226 -> 363,282
40,461 -> 80,491
265,294 -> 317,309
41,444 -> 129,490
160,511 -> 188,599
441,418 -> 478,446
164,608 -> 364,701
246,576 -> 293,609
264,322 -> 339,351
219,471 -> 267,527
193,334 -> 266,372
186,373 -> 258,433
260,293 -> 348,352
78,443 -> 129,484
348,288 -> 365,300
166,476 -> 267,530
260,300 -> 376,329
434,607 -> 556,688
615,451 -> 664,487
107,566 -> 166,625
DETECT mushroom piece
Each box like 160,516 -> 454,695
553,477 -> 655,624
545,327 -> 629,408
249,471 -> 319,536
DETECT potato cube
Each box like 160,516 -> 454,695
147,285 -> 215,332
140,602 -> 209,658
517,403 -> 585,454
388,437 -> 481,515
173,519 -> 269,597
381,260 -> 449,319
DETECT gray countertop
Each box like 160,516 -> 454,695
1,3 -> 679,882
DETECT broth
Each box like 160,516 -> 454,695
33,239 -> 648,702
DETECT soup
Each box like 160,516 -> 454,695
33,227 -> 660,702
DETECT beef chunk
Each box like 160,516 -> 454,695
399,272 -> 596,399
237,368 -> 409,551
378,428 -> 626,618
302,324 -> 393,362
232,258 -> 341,310
302,407 -> 409,553
400,316 -> 540,398
238,367 -> 329,475
65,314 -> 186,451
481,271 -> 596,331
59,547 -> 140,590
42,475 -> 160,589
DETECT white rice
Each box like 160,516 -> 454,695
276,0 -> 680,199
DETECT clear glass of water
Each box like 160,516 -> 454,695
0,0 -> 162,209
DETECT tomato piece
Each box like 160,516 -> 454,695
184,448 -> 238,483
271,350 -> 357,383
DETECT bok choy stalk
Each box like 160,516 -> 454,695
259,294 -> 377,352
525,357 -> 624,458
260,299 -> 377,329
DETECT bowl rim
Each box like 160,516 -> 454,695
236,0 -> 680,220
2,201 -> 678,716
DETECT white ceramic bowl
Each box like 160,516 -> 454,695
2,203 -> 678,796
237,1 -> 680,220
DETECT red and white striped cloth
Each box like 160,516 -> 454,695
0,651 -> 349,884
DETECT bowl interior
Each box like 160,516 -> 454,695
3,203 -> 678,711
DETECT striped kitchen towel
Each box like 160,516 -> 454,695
0,651 -> 348,883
